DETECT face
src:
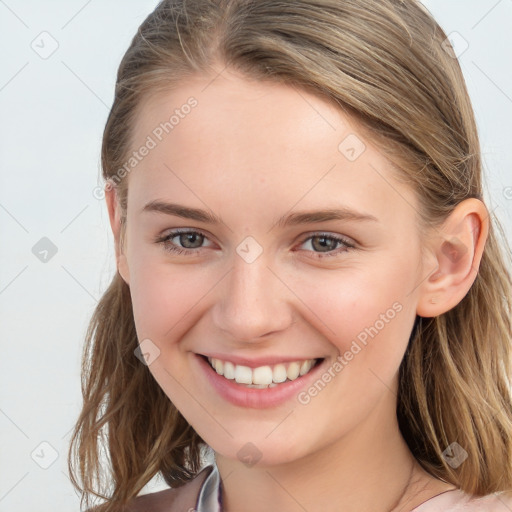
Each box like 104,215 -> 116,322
113,68 -> 430,467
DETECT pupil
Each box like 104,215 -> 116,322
180,233 -> 202,248
313,236 -> 335,252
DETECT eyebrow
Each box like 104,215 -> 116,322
141,200 -> 378,227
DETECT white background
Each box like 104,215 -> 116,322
0,1 -> 511,510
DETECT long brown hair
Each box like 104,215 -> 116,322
68,1 -> 512,510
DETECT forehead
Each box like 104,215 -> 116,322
131,71 -> 351,159
126,70 -> 418,225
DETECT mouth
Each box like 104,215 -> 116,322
199,354 -> 324,389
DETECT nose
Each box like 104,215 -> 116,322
211,252 -> 294,343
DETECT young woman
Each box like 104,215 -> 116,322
68,1 -> 512,511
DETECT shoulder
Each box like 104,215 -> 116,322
463,490 -> 512,511
413,489 -> 512,512
123,465 -> 214,512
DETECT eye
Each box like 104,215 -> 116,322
156,229 -> 214,255
155,229 -> 356,259
296,232 -> 356,258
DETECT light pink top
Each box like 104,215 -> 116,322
125,464 -> 512,511
410,488 -> 512,511
192,463 -> 512,512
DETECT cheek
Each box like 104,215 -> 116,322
127,256 -> 211,342
286,261 -> 416,368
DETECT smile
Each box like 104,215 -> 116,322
207,356 -> 321,389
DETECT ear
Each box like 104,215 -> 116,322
416,198 -> 489,317
105,182 -> 130,285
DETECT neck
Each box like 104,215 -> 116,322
214,391 -> 443,512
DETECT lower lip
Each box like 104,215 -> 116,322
195,354 -> 326,409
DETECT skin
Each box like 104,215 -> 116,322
105,66 -> 489,512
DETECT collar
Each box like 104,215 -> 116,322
195,462 -> 223,511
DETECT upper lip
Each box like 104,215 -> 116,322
197,353 -> 324,368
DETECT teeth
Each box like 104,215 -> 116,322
224,361 -> 235,380
207,356 -> 319,387
253,366 -> 273,385
300,360 -> 312,376
272,364 -> 287,383
213,359 -> 224,375
234,365 -> 252,384
287,362 -> 300,380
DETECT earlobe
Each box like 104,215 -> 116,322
416,198 -> 489,318
104,183 -> 130,285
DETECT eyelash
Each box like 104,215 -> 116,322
155,228 -> 356,259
